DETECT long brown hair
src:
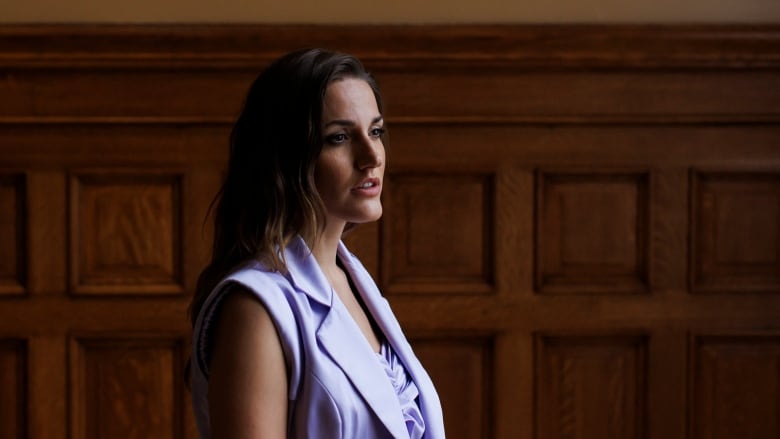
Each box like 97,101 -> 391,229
189,48 -> 384,328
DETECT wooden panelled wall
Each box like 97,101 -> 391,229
1,25 -> 779,439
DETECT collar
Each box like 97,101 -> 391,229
282,236 -> 411,438
280,236 -> 333,307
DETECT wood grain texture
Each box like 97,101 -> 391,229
69,169 -> 183,295
535,334 -> 647,439
411,335 -> 494,439
70,335 -> 186,439
0,339 -> 26,439
0,24 -> 778,439
536,170 -> 650,294
0,25 -> 778,69
691,334 -> 780,439
27,336 -> 67,439
690,171 -> 780,294
26,172 -> 67,296
0,174 -> 25,295
383,172 -> 495,294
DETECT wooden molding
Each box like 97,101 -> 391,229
0,24 -> 779,69
1,24 -> 778,126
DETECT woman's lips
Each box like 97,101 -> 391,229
351,178 -> 381,196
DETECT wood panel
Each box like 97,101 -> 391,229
412,335 -> 494,439
0,24 -> 778,439
691,334 -> 780,439
0,174 -> 25,295
536,170 -> 650,294
0,339 -> 26,439
69,169 -> 184,295
691,171 -> 780,294
535,334 -> 647,439
2,71 -> 778,124
70,335 -> 186,439
383,172 -> 495,294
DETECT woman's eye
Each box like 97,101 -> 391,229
370,127 -> 385,138
325,133 -> 347,144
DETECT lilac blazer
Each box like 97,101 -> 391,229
191,237 -> 445,438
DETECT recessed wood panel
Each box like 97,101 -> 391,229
0,174 -> 25,295
692,335 -> 780,439
0,340 -> 26,439
691,171 -> 780,293
535,334 -> 647,439
411,336 -> 493,439
383,173 -> 494,294
69,170 -> 183,295
536,171 -> 650,294
70,336 -> 184,439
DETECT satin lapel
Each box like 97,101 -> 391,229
338,243 -> 446,438
316,296 -> 408,439
281,237 -> 332,307
284,238 -> 407,438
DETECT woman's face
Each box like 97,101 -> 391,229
315,78 -> 385,231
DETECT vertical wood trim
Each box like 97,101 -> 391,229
29,336 -> 66,439
647,330 -> 687,439
494,331 -> 532,439
651,169 -> 689,293
0,172 -> 26,295
496,166 -> 534,298
0,338 -> 27,439
27,171 -> 67,296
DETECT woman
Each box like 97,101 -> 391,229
189,48 -> 445,438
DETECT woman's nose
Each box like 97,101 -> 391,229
355,136 -> 383,170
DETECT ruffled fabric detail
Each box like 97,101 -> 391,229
377,342 -> 426,439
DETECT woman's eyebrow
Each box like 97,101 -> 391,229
323,115 -> 383,129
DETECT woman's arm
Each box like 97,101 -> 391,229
207,287 -> 288,438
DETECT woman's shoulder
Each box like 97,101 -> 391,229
195,260 -> 294,327
192,260 -> 303,379
225,260 -> 290,288
216,252 -> 308,296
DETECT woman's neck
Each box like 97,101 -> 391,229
309,220 -> 345,277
